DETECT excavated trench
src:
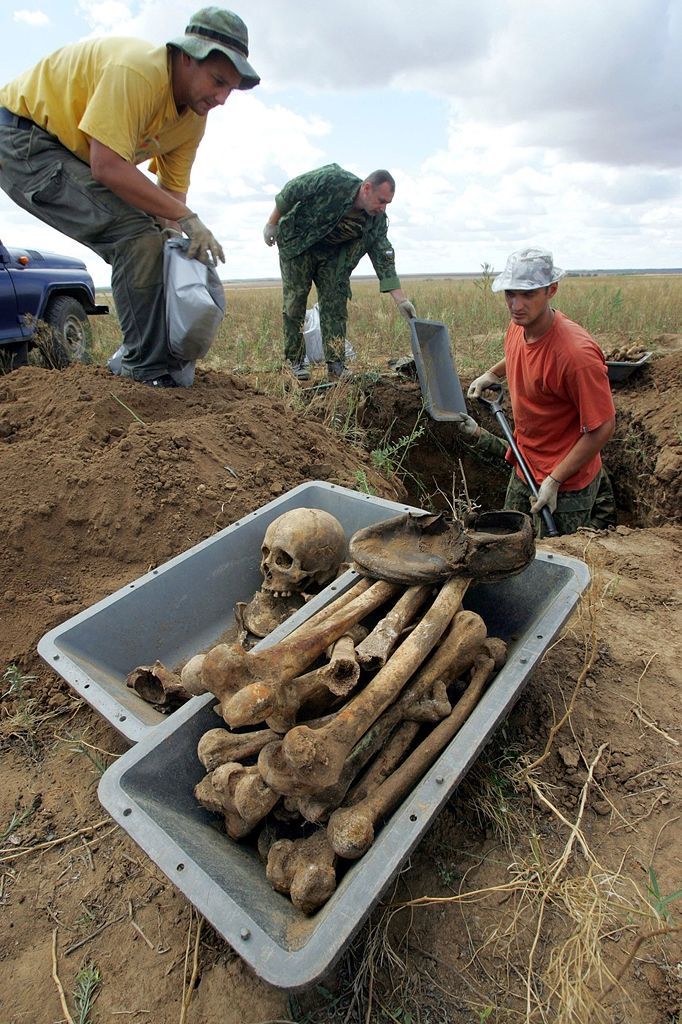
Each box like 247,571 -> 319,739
352,361 -> 681,529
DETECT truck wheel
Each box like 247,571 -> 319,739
42,296 -> 93,365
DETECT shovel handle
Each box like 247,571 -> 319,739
476,385 -> 560,538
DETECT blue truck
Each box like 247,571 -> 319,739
0,238 -> 108,368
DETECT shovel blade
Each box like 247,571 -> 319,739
409,318 -> 468,420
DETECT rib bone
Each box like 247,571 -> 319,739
281,577 -> 470,789
327,653 -> 496,859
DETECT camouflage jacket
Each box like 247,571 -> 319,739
274,163 -> 401,291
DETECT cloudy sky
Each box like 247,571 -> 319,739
1,0 -> 680,286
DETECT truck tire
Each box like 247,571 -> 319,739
42,295 -> 93,365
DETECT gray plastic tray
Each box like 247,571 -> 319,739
606,350 -> 652,383
98,550 -> 590,990
38,482 -> 422,744
409,318 -> 468,419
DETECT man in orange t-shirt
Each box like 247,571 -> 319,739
453,248 -> 616,536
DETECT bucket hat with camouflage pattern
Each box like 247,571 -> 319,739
168,7 -> 260,89
491,247 -> 566,292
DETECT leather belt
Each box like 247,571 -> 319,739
0,107 -> 36,130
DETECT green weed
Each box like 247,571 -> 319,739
72,961 -> 102,1024
645,866 -> 682,924
0,795 -> 41,843
354,469 -> 376,496
58,731 -> 114,781
2,663 -> 37,702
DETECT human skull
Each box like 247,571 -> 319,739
260,508 -> 346,596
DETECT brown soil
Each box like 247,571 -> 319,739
1,349 -> 681,1023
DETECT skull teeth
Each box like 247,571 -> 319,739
261,587 -> 293,598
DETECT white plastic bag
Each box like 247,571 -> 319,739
107,238 -> 225,387
164,237 -> 225,362
303,303 -> 356,365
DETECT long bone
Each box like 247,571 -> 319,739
201,578 -> 372,707
281,577 -> 471,790
262,608 -> 485,803
223,630 -> 364,731
266,831 -> 338,915
293,672 -> 457,824
293,708 -> 414,822
344,720 -> 422,807
197,726 -> 279,771
200,579 -> 399,714
327,653 -> 496,859
354,584 -> 433,668
126,661 -> 194,709
266,628 -> 369,731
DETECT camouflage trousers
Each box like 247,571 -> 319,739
473,429 -> 617,538
279,238 -> 366,364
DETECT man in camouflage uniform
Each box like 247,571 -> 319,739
454,248 -> 617,537
263,164 -> 415,381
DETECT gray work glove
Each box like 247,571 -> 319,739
177,212 -> 225,266
450,411 -> 480,438
530,475 -> 560,515
467,369 -> 501,399
263,222 -> 279,246
397,299 -> 417,321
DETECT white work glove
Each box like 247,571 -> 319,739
177,212 -> 225,266
450,412 -> 479,438
530,475 -> 560,515
396,299 -> 417,321
467,370 -> 501,399
263,222 -> 279,246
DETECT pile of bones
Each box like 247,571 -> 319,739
135,508 -> 529,915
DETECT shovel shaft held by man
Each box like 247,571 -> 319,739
477,388 -> 559,538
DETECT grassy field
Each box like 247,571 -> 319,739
91,272 -> 682,374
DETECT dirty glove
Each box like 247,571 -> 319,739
450,412 -> 480,438
467,370 -> 501,399
263,221 -> 279,246
177,212 -> 225,266
530,475 -> 560,515
397,299 -> 417,321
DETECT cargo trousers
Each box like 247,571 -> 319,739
0,119 -> 175,381
473,428 -> 617,537
280,238 -> 367,365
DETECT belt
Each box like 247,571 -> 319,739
0,107 -> 36,130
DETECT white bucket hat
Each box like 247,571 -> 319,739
491,248 -> 566,293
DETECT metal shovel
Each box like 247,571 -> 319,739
476,384 -> 559,537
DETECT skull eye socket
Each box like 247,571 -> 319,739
274,551 -> 294,569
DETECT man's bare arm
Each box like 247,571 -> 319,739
550,418 -> 616,483
89,139 -> 191,222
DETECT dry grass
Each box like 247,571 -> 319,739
90,272 -> 682,377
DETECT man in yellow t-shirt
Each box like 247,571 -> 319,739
0,8 -> 259,387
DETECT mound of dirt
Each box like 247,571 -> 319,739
0,365 -> 398,667
0,355 -> 681,1023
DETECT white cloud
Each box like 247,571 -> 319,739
13,9 -> 50,26
2,0 -> 680,283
